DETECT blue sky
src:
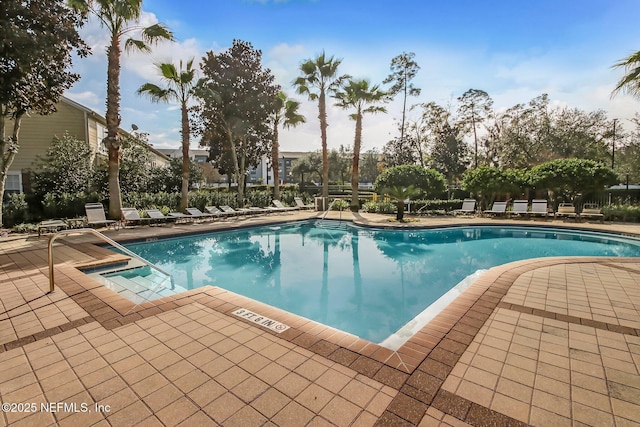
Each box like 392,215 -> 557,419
66,0 -> 640,152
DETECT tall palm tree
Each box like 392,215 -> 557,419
137,59 -> 196,211
70,0 -> 173,219
333,79 -> 387,211
293,52 -> 348,199
612,50 -> 640,99
272,92 -> 305,201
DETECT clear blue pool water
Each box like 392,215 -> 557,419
115,221 -> 640,343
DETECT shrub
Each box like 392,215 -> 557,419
362,200 -> 395,214
602,204 -> 640,222
2,193 -> 29,227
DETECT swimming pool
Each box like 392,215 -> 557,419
110,221 -> 640,344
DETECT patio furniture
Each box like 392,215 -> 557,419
483,201 -> 508,216
121,207 -> 152,227
270,200 -> 298,212
530,200 -> 551,219
145,209 -> 175,224
294,197 -> 314,210
219,205 -> 247,216
511,200 -> 529,217
555,203 -> 578,221
453,198 -> 477,215
579,203 -> 604,223
169,212 -> 194,223
185,207 -> 216,221
205,206 -> 236,218
85,203 -> 118,230
37,219 -> 68,237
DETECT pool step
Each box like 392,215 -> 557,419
314,220 -> 349,231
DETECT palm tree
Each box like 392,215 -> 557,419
612,50 -> 640,99
382,185 -> 421,221
293,52 -> 349,199
272,92 -> 305,200
333,79 -> 387,211
137,59 -> 196,211
70,0 -> 173,219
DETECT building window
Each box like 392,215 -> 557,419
96,123 -> 108,156
5,171 -> 22,193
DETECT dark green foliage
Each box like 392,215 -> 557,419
374,165 -> 445,196
33,132 -> 93,198
602,204 -> 640,222
2,193 -> 28,227
528,158 -> 618,202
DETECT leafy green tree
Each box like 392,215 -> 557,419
382,136 -> 420,167
612,50 -> 640,99
0,0 -> 88,225
70,0 -> 173,219
272,92 -> 305,200
528,158 -> 617,203
380,185 -> 421,221
461,166 -> 520,208
291,153 -> 321,186
374,164 -> 445,197
334,78 -> 388,210
359,149 -> 382,184
293,52 -> 349,198
383,52 -> 421,143
195,40 -> 279,205
33,132 -> 93,198
137,59 -> 197,211
457,89 -> 494,168
430,121 -> 469,186
328,147 -> 351,184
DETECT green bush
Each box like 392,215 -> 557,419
602,205 -> 640,222
411,199 -> 464,212
330,199 -> 350,211
362,200 -> 396,214
3,193 -> 29,227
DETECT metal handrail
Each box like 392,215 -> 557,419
48,228 -> 171,293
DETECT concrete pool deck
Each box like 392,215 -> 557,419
1,210 -> 640,426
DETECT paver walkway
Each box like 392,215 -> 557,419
1,211 -> 639,426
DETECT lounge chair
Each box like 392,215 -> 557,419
294,197 -> 314,210
219,205 -> 247,217
270,200 -> 298,212
185,207 -> 216,221
37,219 -> 68,237
145,209 -> 175,224
169,212 -> 194,223
530,199 -> 551,219
555,203 -> 578,221
241,206 -> 271,215
205,206 -> 236,218
483,201 -> 508,216
121,207 -> 152,227
453,198 -> 476,215
579,203 -> 604,223
85,203 -> 118,230
510,200 -> 529,217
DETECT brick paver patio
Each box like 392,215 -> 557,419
1,211 -> 640,426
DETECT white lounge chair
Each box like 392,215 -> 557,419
511,200 -> 529,217
145,209 -> 174,224
294,197 -> 314,210
186,207 -> 216,221
85,203 -> 118,230
530,199 -> 551,219
270,200 -> 298,212
483,201 -> 508,216
579,203 -> 604,223
453,198 -> 476,215
121,207 -> 152,227
555,203 -> 578,221
219,205 -> 247,216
